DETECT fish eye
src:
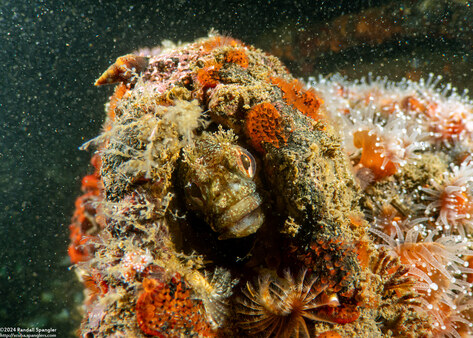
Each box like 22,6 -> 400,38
236,147 -> 256,178
185,182 -> 205,208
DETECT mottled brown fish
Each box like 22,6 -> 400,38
179,129 -> 264,240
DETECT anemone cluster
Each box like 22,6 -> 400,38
69,35 -> 473,337
311,74 -> 473,336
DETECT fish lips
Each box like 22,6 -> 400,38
213,194 -> 264,240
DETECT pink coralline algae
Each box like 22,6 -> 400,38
69,36 -> 473,337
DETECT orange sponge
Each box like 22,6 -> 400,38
245,102 -> 288,153
271,77 -> 324,121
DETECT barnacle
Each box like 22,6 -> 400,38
238,269 -> 339,338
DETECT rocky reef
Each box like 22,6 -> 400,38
69,35 -> 473,337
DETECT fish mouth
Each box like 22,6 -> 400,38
214,195 -> 264,240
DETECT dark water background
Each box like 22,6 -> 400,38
1,0 -> 472,336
